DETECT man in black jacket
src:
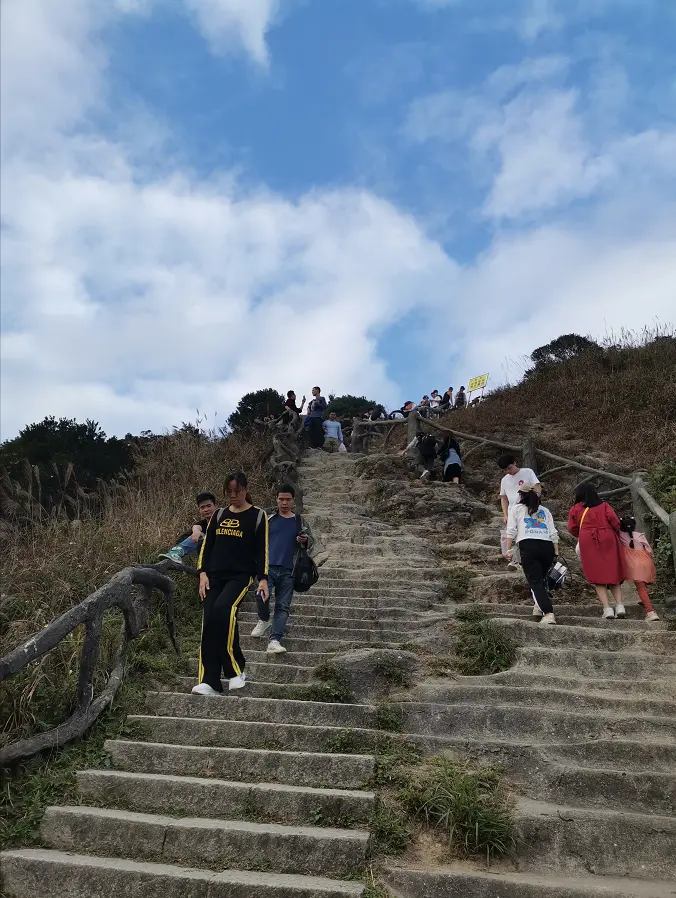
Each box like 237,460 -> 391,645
307,386 -> 327,448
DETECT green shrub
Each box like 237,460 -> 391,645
453,607 -> 516,675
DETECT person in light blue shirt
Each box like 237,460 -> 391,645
323,411 -> 344,451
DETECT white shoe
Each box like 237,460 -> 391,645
646,611 -> 660,622
228,672 -> 247,691
540,613 -> 556,625
191,682 -> 222,697
251,620 -> 271,637
615,604 -> 626,619
532,605 -> 543,618
420,470 -> 431,480
266,639 -> 287,654
602,606 -> 615,619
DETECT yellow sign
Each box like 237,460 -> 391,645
467,373 -> 489,392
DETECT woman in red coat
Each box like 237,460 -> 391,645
568,483 -> 626,620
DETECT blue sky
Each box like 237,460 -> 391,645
1,0 -> 675,437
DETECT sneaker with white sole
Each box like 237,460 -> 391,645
532,605 -> 543,618
228,672 -> 247,691
159,547 -> 184,562
266,639 -> 287,654
420,470 -> 431,480
191,682 -> 222,697
602,606 -> 615,619
646,611 -> 660,622
251,620 -> 271,637
615,604 -> 626,619
540,613 -> 556,625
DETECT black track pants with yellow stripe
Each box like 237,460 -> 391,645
199,573 -> 252,690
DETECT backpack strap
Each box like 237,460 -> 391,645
256,508 -> 264,531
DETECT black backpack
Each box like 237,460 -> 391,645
419,434 -> 437,456
293,514 -> 319,592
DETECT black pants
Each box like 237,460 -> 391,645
443,463 -> 462,482
199,573 -> 252,690
309,417 -> 325,448
519,540 -> 555,614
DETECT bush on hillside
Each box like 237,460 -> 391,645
0,417 -> 133,520
528,333 -> 600,373
326,394 -> 385,419
227,388 -> 285,430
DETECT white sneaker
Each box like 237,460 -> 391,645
646,611 -> 660,622
540,613 -> 556,625
191,682 -> 222,697
602,606 -> 615,619
266,639 -> 287,654
615,604 -> 626,619
420,470 -> 431,480
532,605 -> 543,618
251,620 -> 271,637
228,672 -> 247,691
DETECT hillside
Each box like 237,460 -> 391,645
448,332 -> 675,470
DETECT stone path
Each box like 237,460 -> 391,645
2,450 -> 676,898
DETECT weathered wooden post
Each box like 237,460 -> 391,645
351,418 -> 363,454
630,475 -> 651,542
670,512 -> 676,579
522,435 -> 538,474
407,411 -> 421,446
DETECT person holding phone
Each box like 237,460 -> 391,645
193,471 -> 269,695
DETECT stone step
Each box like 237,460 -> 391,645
127,714 -> 385,754
189,649 -> 334,667
514,797 -> 676,881
495,617 -> 676,653
0,850 -> 365,897
240,618 -> 428,639
238,633 -> 405,653
398,701 -> 676,744
518,646 -> 676,679
462,668 -> 676,699
408,683 -> 676,719
175,676 -> 313,700
40,805 -> 370,878
465,601 -> 651,620
238,611 -> 429,632
145,693 -> 377,728
106,740 -> 374,789
244,661 -> 315,683
77,769 -> 375,826
383,866 -> 676,897
240,603 -> 421,621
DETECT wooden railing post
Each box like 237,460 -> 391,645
522,435 -> 538,474
351,419 -> 363,454
407,411 -> 421,446
630,475 -> 651,542
670,512 -> 676,577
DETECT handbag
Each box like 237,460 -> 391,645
574,506 -> 590,557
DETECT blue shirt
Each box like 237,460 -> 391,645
268,514 -> 297,569
323,419 -> 343,440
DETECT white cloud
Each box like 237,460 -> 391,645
182,0 -> 280,66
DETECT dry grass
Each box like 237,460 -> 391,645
0,427 -> 274,749
446,328 -> 675,470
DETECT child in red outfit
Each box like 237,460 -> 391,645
619,516 -> 660,622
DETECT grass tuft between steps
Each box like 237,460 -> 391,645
452,607 -> 516,676
307,662 -> 354,703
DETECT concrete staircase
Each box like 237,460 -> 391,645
3,450 -> 676,898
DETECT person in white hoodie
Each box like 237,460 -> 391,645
503,482 -> 560,625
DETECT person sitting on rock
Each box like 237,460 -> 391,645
159,492 -> 217,562
251,483 -> 314,654
323,412 -> 344,452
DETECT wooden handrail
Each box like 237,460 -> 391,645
0,562 -> 183,765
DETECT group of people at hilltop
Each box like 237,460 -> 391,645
497,454 -> 660,625
282,387 -> 347,451
398,386 -> 468,419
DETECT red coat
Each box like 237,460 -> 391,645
568,501 -> 626,585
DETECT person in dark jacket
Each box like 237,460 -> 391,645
193,471 -> 268,695
307,386 -> 327,448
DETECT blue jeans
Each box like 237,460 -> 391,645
176,534 -> 203,556
256,565 -> 294,641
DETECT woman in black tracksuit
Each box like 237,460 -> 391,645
193,471 -> 269,695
